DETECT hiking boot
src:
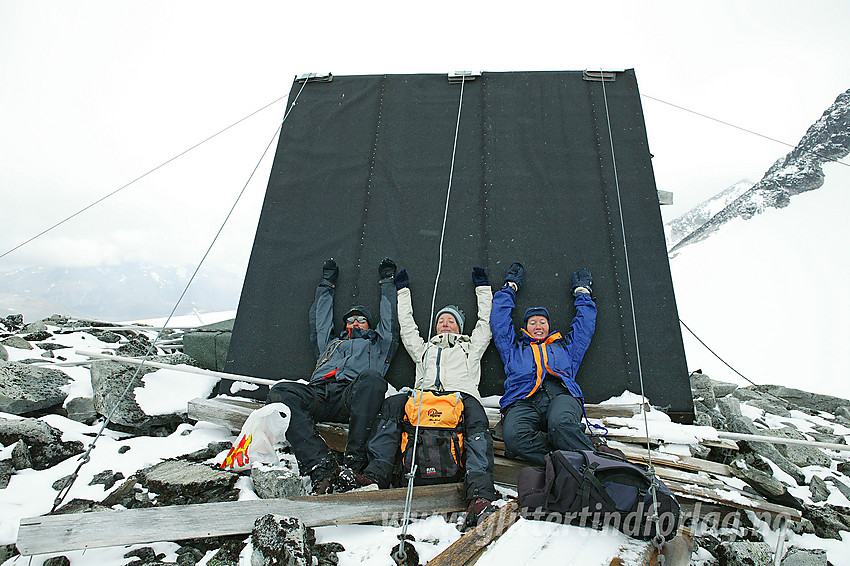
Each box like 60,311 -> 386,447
310,461 -> 340,495
335,467 -> 378,493
591,437 -> 628,461
462,498 -> 496,530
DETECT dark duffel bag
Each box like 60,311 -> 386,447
517,449 -> 681,541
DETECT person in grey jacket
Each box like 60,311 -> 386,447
343,267 -> 498,528
267,258 -> 399,494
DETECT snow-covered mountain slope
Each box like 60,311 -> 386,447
669,160 -> 850,400
665,180 -> 754,249
670,88 -> 850,253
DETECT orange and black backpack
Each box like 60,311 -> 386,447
400,390 -> 465,485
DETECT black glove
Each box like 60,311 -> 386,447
379,257 -> 397,280
503,262 -> 524,291
395,269 -> 409,290
571,268 -> 592,296
472,266 -> 489,287
322,258 -> 338,286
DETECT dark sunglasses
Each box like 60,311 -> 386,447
346,315 -> 368,324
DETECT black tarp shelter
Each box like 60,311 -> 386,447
225,70 -> 694,422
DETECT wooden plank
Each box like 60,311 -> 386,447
610,442 -> 732,477
17,483 -> 466,556
664,481 -> 802,522
427,500 -> 520,566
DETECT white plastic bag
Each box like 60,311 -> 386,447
220,402 -> 290,470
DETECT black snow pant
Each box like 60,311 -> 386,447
362,391 -> 498,503
502,376 -> 594,466
266,370 -> 388,481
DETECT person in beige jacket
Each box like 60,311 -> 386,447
338,267 -> 499,529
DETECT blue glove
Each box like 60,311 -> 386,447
321,258 -> 338,286
472,267 -> 489,287
395,269 -> 409,290
571,268 -> 592,296
379,258 -> 397,280
503,262 -> 524,291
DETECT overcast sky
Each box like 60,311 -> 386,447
1,1 -> 848,277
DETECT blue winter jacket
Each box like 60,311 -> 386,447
490,286 -> 597,411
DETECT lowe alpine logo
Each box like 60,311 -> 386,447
427,408 -> 442,419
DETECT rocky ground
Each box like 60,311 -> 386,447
1,313 -> 849,565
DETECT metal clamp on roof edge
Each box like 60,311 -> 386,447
582,70 -> 620,82
448,71 -> 482,83
296,73 -> 333,83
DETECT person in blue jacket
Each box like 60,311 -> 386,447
490,262 -> 596,465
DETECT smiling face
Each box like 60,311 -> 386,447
435,312 -> 460,335
525,315 -> 550,339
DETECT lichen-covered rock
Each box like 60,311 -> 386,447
781,546 -> 827,566
0,336 -> 31,350
690,372 -> 717,408
136,459 -> 238,505
762,427 -> 832,468
0,360 -> 71,414
251,514 -> 311,566
717,541 -> 773,566
252,464 -> 306,499
809,475 -> 830,503
0,417 -> 84,470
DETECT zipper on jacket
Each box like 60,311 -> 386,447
434,348 -> 443,391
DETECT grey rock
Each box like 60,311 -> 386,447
42,556 -> 70,566
718,409 -> 806,485
0,544 -> 19,564
711,379 -> 740,398
64,396 -> 98,425
716,396 -> 743,420
717,541 -> 773,566
690,372 -> 716,408
0,360 -> 71,414
90,359 -> 182,433
809,475 -> 830,503
761,428 -> 832,468
747,399 -> 792,418
824,476 -> 850,502
0,459 -> 13,488
0,344 -> 7,362
251,514 -> 312,566
729,459 -> 787,498
11,440 -> 33,470
807,432 -> 846,445
89,470 -> 125,490
836,406 -> 850,421
182,441 -> 233,462
23,330 -> 52,341
732,388 -> 764,402
781,546 -> 827,566
1,336 -> 32,350
22,321 -> 47,334
755,385 -> 850,415
53,497 -> 110,515
252,465 -> 306,499
136,459 -> 238,505
183,320 -> 233,372
0,417 -> 85,470
801,503 -> 850,539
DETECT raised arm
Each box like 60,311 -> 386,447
309,258 -> 338,358
468,267 -> 493,361
565,268 -> 597,375
375,258 -> 400,370
395,269 -> 427,362
490,263 -> 524,363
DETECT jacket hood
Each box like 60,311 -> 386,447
342,305 -> 375,328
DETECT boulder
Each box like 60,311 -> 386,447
0,360 -> 71,415
716,397 -> 806,485
0,344 -> 7,362
252,464 -> 306,499
136,459 -> 239,505
690,372 -> 716,408
761,427 -> 832,468
755,385 -> 850,415
182,320 -> 233,372
65,396 -> 98,425
251,514 -> 312,566
729,459 -> 803,510
0,417 -> 84,470
0,336 -> 31,350
716,541 -> 773,566
808,475 -> 830,503
0,459 -> 13,489
711,378 -> 740,398
801,503 -> 850,539
90,359 -> 183,433
781,546 -> 827,566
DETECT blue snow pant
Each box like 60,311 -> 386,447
266,370 -> 388,480
502,377 -> 594,465
362,391 -> 499,502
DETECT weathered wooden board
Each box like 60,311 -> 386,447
426,500 -> 520,566
664,481 -> 802,522
17,484 -> 465,556
610,442 -> 732,477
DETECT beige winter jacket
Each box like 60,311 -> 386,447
397,285 -> 493,400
